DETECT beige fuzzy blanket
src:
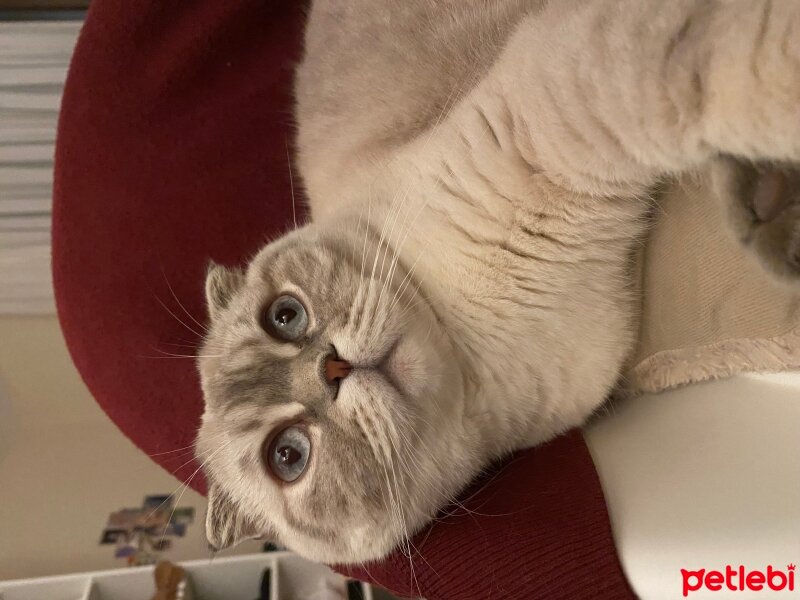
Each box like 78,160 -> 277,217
626,174 -> 800,394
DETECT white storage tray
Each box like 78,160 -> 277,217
0,552 -> 374,600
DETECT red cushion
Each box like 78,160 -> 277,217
53,2 -> 634,598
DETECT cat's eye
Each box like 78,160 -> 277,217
265,426 -> 311,483
262,294 -> 308,341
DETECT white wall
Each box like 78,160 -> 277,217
0,20 -> 265,582
0,316 -> 261,581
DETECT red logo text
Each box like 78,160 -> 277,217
681,564 -> 795,596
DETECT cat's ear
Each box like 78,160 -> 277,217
205,483 -> 265,552
205,262 -> 245,319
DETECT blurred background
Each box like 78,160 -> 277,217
0,0 -> 264,583
0,5 -> 406,598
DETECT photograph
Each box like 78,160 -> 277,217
164,523 -> 187,538
142,495 -> 173,512
99,529 -> 129,546
151,538 -> 173,552
171,507 -> 195,525
1,1 -> 798,599
106,508 -> 143,530
113,546 -> 136,560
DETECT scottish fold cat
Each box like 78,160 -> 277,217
196,0 -> 800,564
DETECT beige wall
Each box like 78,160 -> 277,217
0,316 -> 261,581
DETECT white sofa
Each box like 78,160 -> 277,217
586,373 -> 800,600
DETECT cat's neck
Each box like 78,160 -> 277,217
311,91 -> 645,458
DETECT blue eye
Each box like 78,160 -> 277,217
263,295 -> 308,341
266,426 -> 311,483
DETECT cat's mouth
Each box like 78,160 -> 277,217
338,338 -> 419,399
376,339 -> 405,395
341,339 -> 408,396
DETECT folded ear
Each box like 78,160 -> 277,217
205,483 -> 265,552
205,262 -> 245,320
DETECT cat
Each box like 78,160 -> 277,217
195,0 -> 800,565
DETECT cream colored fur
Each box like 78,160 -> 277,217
196,0 -> 800,565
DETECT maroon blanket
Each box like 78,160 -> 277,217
53,2 -> 634,597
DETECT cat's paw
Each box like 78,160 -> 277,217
712,157 -> 800,285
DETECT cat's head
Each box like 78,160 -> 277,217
195,220 -> 475,563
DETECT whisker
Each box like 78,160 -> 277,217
147,444 -> 198,457
362,197 -> 397,331
140,347 -> 225,360
286,139 -> 298,230
161,268 -> 209,335
373,177 -> 418,315
348,183 -> 374,327
388,258 -> 425,316
146,431 -> 227,462
359,84 -> 468,332
158,340 -> 202,350
146,440 -> 232,526
153,293 -> 207,339
167,442 -> 225,480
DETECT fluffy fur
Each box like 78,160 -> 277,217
196,0 -> 800,564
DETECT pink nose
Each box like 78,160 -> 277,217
325,357 -> 352,385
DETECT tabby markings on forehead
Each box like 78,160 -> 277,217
233,315 -> 252,327
238,451 -> 260,472
233,337 -> 268,353
219,358 -> 291,412
236,419 -> 263,434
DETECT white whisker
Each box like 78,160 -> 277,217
285,139 -> 299,230
161,268 -> 209,334
146,439 -> 233,529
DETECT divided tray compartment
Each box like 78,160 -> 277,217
0,552 -> 374,600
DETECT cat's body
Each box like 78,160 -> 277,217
298,0 -> 647,449
197,0 -> 800,565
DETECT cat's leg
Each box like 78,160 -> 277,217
494,0 -> 800,279
711,158 -> 800,281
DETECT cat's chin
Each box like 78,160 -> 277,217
376,335 -> 429,399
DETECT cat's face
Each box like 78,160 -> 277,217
195,221 -> 472,563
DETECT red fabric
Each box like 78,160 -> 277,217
53,2 -> 635,598
342,431 -> 635,600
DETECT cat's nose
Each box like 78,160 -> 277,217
324,355 -> 352,385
